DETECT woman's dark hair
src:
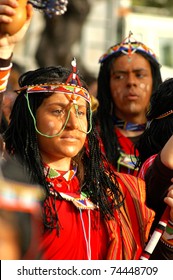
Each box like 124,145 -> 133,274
4,66 -> 124,232
134,77 -> 173,170
96,51 -> 162,167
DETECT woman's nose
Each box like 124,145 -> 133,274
66,110 -> 79,129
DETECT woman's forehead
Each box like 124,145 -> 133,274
44,92 -> 87,105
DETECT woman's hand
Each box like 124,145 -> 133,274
0,0 -> 33,58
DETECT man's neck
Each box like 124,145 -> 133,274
118,128 -> 144,138
114,116 -> 146,132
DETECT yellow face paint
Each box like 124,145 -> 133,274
139,83 -> 146,89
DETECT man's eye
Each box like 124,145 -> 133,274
111,73 -> 124,80
116,75 -> 124,80
136,73 -> 144,78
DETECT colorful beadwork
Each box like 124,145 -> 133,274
161,219 -> 173,248
155,109 -> 173,120
59,192 -> 96,210
0,177 -> 43,213
28,0 -> 68,16
44,164 -> 96,210
0,64 -> 12,93
99,31 -> 158,63
115,118 -> 146,132
16,83 -> 91,104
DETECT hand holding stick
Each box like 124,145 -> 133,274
140,206 -> 170,260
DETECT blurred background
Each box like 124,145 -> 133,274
13,0 -> 173,85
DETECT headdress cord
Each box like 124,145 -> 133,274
79,209 -> 91,260
25,92 -> 92,137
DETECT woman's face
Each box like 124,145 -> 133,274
36,92 -> 88,169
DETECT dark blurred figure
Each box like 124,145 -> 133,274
0,62 -> 24,133
0,158 -> 44,260
35,0 -> 92,80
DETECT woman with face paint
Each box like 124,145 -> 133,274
1,0 -> 173,260
94,32 -> 162,175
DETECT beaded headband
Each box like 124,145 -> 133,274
16,58 -> 91,104
0,177 -> 44,213
99,31 -> 158,63
16,83 -> 91,104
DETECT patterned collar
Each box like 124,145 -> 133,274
44,163 -> 77,181
113,117 -> 146,132
44,163 -> 96,210
44,163 -> 78,193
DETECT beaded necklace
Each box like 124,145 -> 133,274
114,117 -> 146,132
44,163 -> 96,210
44,163 -> 96,259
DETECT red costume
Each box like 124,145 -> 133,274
39,165 -> 155,260
99,127 -> 139,176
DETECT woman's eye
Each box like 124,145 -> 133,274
54,109 -> 65,116
78,110 -> 85,116
76,107 -> 87,117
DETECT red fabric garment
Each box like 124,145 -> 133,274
138,154 -> 157,180
116,128 -> 135,154
115,128 -> 139,175
107,173 -> 155,260
40,200 -> 109,260
98,127 -> 139,175
38,166 -> 155,260
39,169 -> 109,260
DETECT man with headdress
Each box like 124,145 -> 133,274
94,32 -> 162,175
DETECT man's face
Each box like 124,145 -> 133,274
110,53 -> 153,123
